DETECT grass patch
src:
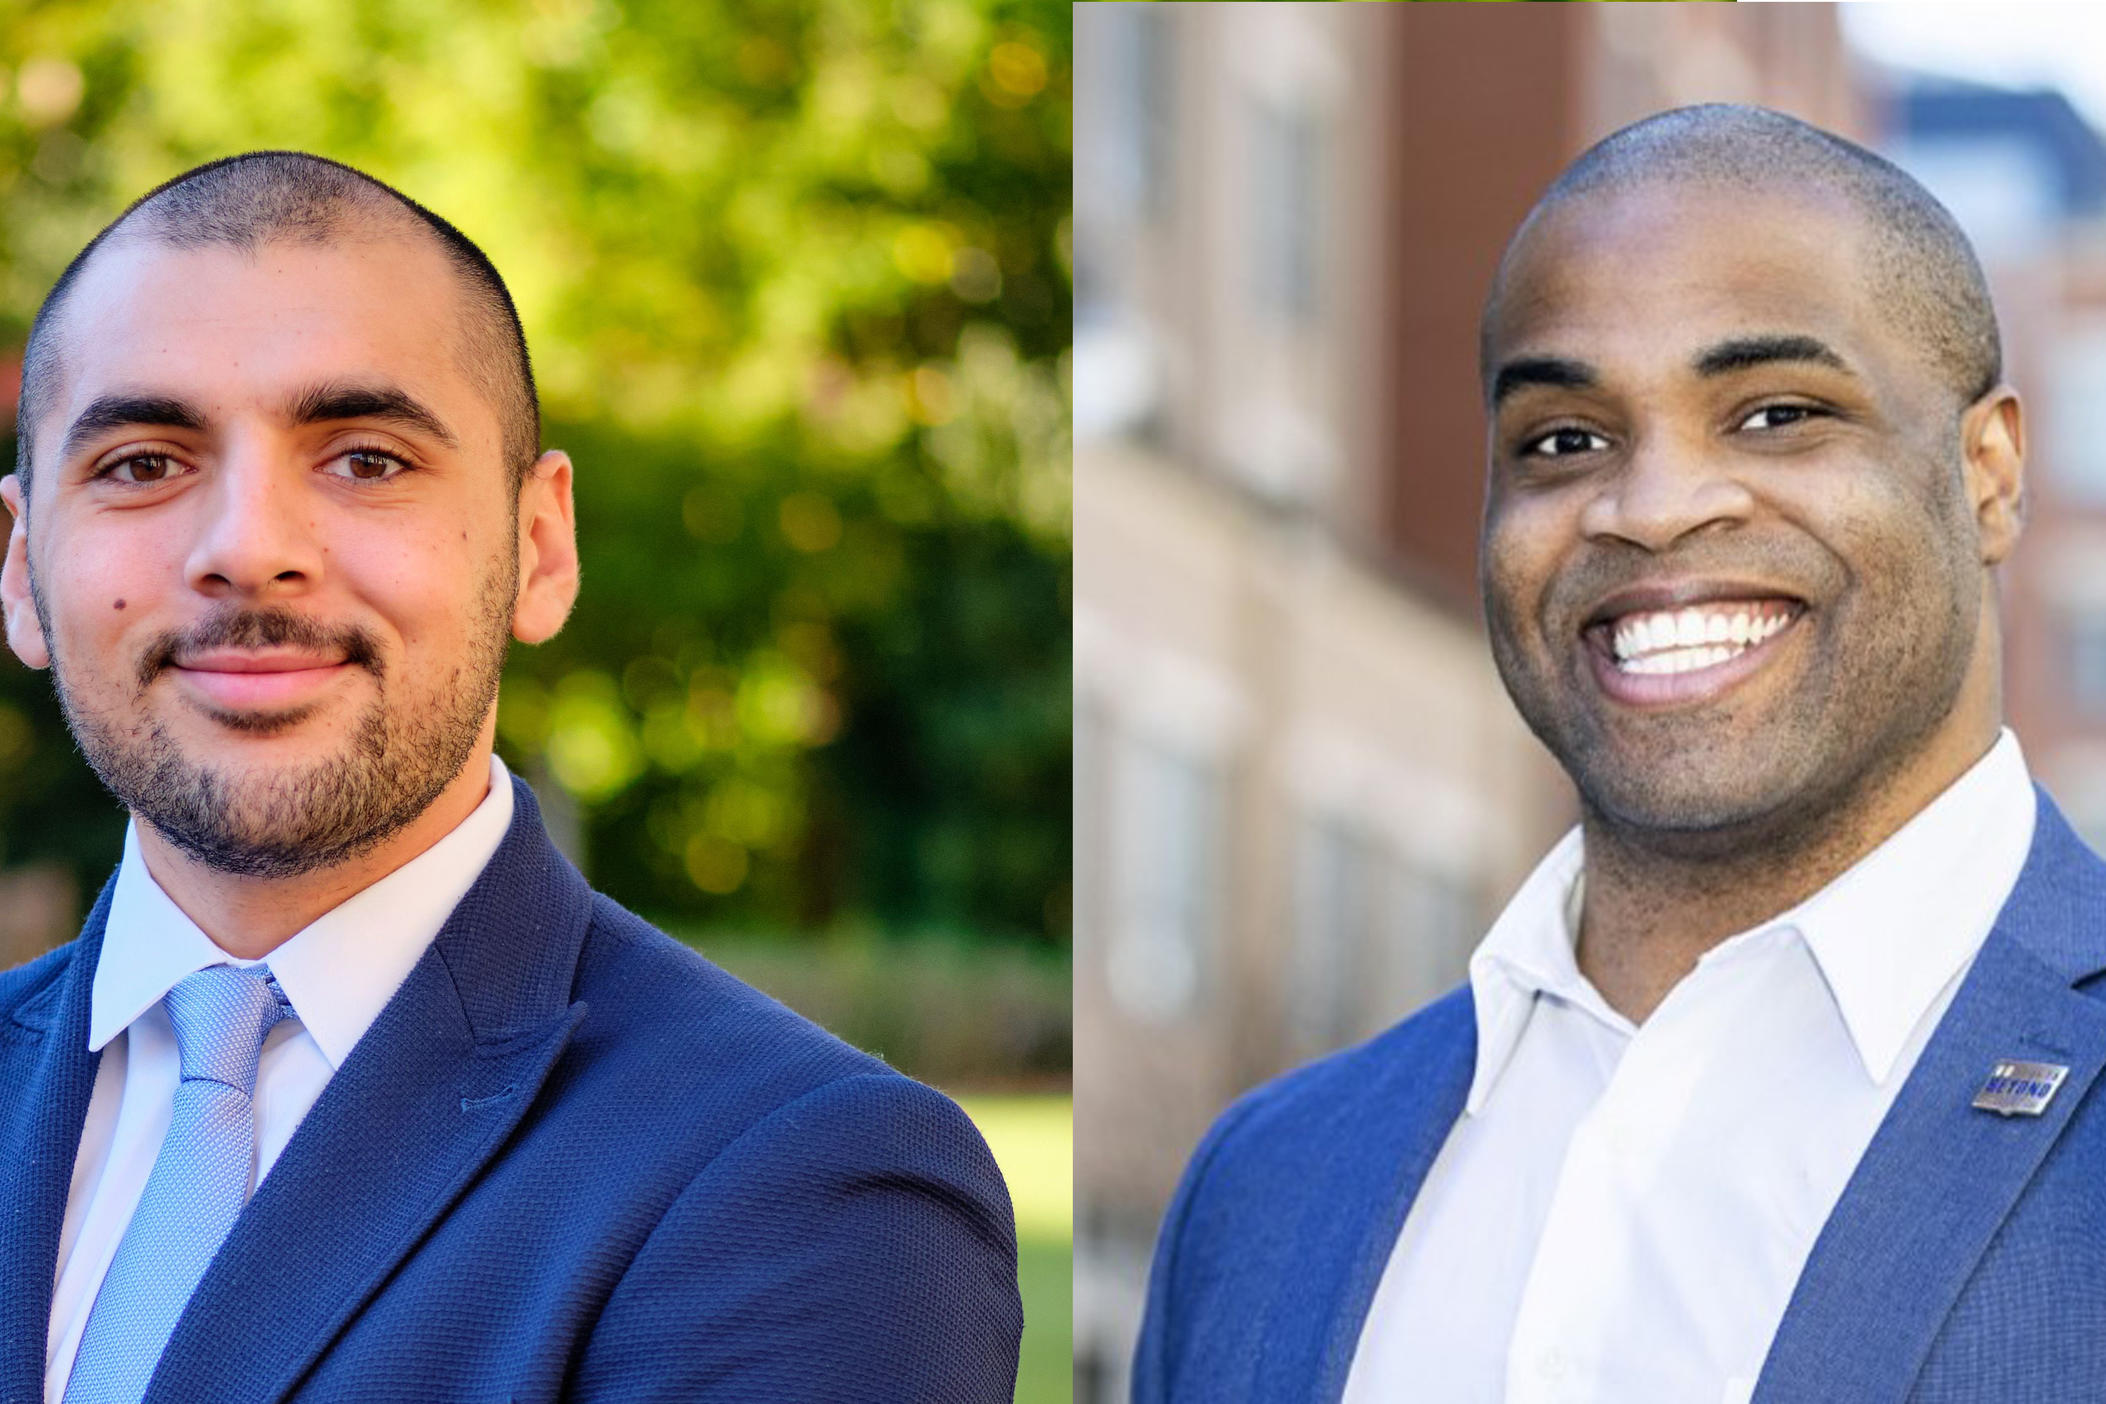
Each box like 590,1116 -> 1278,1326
961,1095 -> 1071,1404
679,933 -> 1070,1085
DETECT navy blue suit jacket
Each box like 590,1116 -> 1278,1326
0,776 -> 1021,1402
1137,790 -> 2106,1403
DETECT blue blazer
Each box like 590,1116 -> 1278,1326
0,776 -> 1021,1402
1137,789 -> 2106,1404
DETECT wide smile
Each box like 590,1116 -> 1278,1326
1581,597 -> 1809,709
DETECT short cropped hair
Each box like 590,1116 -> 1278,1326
15,151 -> 539,494
1484,104 -> 2002,410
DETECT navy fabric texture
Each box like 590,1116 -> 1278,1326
1135,787 -> 2106,1404
0,776 -> 1022,1403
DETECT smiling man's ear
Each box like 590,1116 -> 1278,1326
512,450 -> 579,644
0,475 -> 49,671
1962,385 -> 2025,568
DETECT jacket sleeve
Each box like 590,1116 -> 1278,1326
572,1072 -> 1022,1403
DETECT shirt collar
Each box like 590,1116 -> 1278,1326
91,752 -> 516,1065
1786,728 -> 2034,1085
1465,826 -> 1624,1116
1464,728 -> 2035,1113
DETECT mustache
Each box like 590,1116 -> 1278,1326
136,608 -> 382,690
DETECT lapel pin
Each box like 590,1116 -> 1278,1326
1972,1060 -> 2070,1117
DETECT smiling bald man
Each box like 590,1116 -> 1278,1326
1135,105 -> 2106,1404
0,152 -> 1019,1404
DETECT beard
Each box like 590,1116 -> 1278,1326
39,550 -> 516,880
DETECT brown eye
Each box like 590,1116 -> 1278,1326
112,454 -> 175,483
330,449 -> 407,481
1525,427 -> 1609,458
1737,404 -> 1820,431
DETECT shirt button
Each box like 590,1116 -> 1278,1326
1536,1348 -> 1570,1381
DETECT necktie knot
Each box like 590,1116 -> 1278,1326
163,964 -> 290,1098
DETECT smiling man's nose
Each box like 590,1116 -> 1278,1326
1577,432 -> 1758,552
183,449 -> 325,597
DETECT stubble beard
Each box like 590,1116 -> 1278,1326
1481,494 -> 1979,872
38,551 -> 517,880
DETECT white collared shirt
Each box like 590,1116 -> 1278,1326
44,753 -> 515,1404
1342,730 -> 2037,1404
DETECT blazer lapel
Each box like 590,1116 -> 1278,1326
1251,991 -> 1477,1404
0,881 -> 110,1404
1756,792 -> 2106,1403
142,778 -> 595,1404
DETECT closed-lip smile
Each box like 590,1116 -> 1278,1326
169,648 -> 354,711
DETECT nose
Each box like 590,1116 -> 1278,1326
1576,426 -> 1756,552
182,433 -> 325,599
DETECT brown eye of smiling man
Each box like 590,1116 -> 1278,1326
1523,426 -> 1611,458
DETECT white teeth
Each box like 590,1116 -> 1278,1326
1623,644 -> 1735,675
1609,602 -> 1798,669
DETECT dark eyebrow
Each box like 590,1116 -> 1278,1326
282,380 -> 459,450
1693,335 -> 1853,379
1490,356 -> 1597,409
60,394 -> 209,463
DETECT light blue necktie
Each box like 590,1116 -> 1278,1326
63,964 -> 292,1404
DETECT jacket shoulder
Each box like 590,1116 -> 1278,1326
572,892 -> 896,1094
1206,985 -> 1476,1168
0,938 -> 80,1029
561,896 -> 1022,1398
564,892 -> 1009,1194
1132,988 -> 1476,1400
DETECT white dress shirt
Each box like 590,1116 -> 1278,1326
1342,730 -> 2036,1404
45,753 -> 515,1404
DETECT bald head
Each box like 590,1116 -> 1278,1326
16,151 -> 538,495
1483,104 -> 2001,412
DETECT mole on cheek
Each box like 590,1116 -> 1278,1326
113,599 -> 125,610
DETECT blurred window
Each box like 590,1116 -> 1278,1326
2049,324 -> 2106,505
2068,607 -> 2106,715
1074,6 -> 1174,444
1074,697 -> 1109,956
1383,859 -> 1479,1018
1291,814 -> 1371,1051
1074,4 -> 1174,320
1249,101 -> 1322,328
1106,737 -> 1220,1022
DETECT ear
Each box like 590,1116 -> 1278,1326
512,450 -> 580,645
0,475 -> 48,670
1961,386 -> 2025,567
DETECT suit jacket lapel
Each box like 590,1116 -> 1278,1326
0,880 -> 109,1404
143,778 -> 595,1404
1251,991 -> 1476,1404
1756,792 -> 2106,1403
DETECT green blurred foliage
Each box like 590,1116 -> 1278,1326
0,0 -> 1071,947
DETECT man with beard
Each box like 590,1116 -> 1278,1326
0,152 -> 1019,1403
1135,104 -> 2106,1403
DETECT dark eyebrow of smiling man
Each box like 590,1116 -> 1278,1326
1488,333 -> 1855,411
59,378 -> 460,465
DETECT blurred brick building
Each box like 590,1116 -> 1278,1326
1073,6 -> 1857,1399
